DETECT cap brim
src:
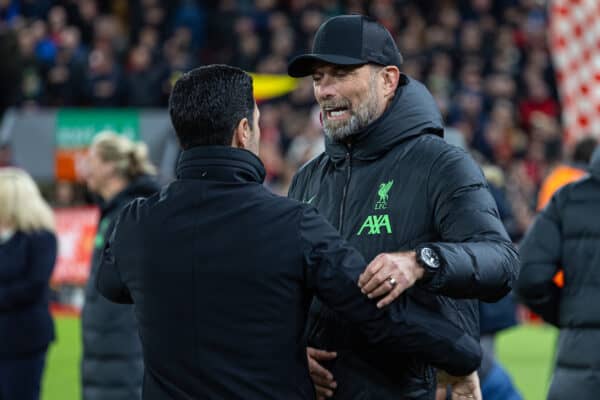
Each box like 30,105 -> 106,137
287,54 -> 368,77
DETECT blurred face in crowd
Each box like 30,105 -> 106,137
312,63 -> 396,141
83,144 -> 115,195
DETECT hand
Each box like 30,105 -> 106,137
437,371 -> 482,400
436,386 -> 448,400
357,252 -> 425,308
306,347 -> 337,399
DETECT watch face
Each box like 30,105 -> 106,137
421,247 -> 440,269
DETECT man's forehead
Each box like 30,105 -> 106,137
311,62 -> 367,74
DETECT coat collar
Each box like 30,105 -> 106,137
176,146 -> 266,184
100,175 -> 160,214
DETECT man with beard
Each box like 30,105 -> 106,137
287,15 -> 519,400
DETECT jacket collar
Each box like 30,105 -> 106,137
101,175 -> 160,214
325,74 -> 444,163
176,146 -> 266,184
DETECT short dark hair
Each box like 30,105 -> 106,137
169,65 -> 255,149
544,137 -> 563,164
573,136 -> 597,164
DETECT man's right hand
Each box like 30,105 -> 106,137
306,347 -> 337,399
437,371 -> 482,400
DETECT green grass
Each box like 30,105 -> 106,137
41,317 -> 557,400
497,324 -> 558,400
42,316 -> 81,400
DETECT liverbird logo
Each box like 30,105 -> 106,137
375,180 -> 394,210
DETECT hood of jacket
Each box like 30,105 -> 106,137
325,74 -> 444,163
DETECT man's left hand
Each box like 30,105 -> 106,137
357,251 -> 425,308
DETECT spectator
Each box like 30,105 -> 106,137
537,136 -> 598,210
519,77 -> 559,132
125,44 -> 166,106
0,167 -> 57,400
80,132 -> 159,400
0,28 -> 21,113
17,24 -> 45,106
518,146 -> 600,400
83,47 -> 124,107
45,26 -> 87,106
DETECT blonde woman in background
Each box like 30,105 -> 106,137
0,168 -> 57,400
81,132 -> 159,400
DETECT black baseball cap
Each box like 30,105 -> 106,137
288,14 -> 403,78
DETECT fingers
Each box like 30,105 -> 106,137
307,356 -> 334,382
310,370 -> 336,396
314,382 -> 335,399
360,263 -> 396,294
450,372 -> 481,400
360,264 -> 411,303
307,347 -> 337,361
306,347 -> 337,397
435,387 -> 448,400
358,255 -> 385,287
311,373 -> 336,391
358,253 -> 420,303
376,283 -> 407,308
451,392 -> 480,400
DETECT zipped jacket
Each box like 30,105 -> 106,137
289,75 -> 519,399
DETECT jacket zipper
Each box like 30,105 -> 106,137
338,149 -> 353,234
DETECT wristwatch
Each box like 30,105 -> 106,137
415,245 -> 441,280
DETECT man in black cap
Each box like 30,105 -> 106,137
287,15 -> 519,400
95,64 -> 482,400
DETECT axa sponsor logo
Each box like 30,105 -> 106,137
357,214 -> 392,236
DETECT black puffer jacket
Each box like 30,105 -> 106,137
518,147 -> 600,400
81,176 -> 159,400
289,75 -> 519,399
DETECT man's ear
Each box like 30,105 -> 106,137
231,117 -> 251,148
381,66 -> 400,98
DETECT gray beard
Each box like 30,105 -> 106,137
322,86 -> 380,142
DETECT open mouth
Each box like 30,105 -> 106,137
323,106 -> 350,120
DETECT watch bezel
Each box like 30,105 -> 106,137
418,246 -> 441,270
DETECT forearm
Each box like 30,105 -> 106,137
422,240 -> 518,302
381,301 -> 482,376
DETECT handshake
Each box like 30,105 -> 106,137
308,250 -> 483,400
307,347 -> 482,400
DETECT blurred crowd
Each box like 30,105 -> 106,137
0,0 -> 594,241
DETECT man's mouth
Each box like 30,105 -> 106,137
323,106 -> 350,121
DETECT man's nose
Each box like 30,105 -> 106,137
315,76 -> 337,101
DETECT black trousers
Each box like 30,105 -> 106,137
0,349 -> 47,400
